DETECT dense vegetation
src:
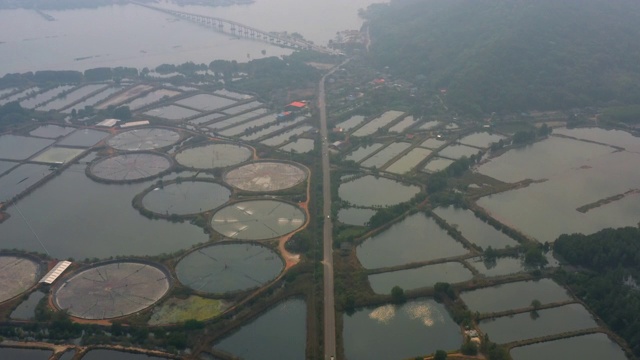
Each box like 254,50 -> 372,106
366,0 -> 640,115
554,227 -> 640,357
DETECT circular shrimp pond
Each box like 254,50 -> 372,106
107,128 -> 180,151
141,180 -> 231,216
54,261 -> 170,320
175,143 -> 252,169
89,153 -> 172,182
223,161 -> 307,192
176,243 -> 283,293
0,256 -> 40,303
211,200 -> 305,240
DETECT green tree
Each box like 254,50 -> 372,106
391,285 -> 406,304
113,106 -> 131,120
460,340 -> 478,355
434,349 -> 448,360
530,299 -> 542,309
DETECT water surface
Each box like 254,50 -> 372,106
368,262 -> 472,294
10,291 -> 46,320
0,348 -> 51,360
0,135 -> 54,160
510,333 -> 627,360
357,212 -> 468,269
480,304 -> 597,344
82,350 -> 168,360
361,142 -> 411,168
460,279 -> 571,313
338,175 -> 420,207
343,299 -> 461,359
0,164 -> 207,259
214,299 -> 306,360
337,207 -> 376,226
433,206 -> 518,249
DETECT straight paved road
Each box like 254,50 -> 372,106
319,59 -> 349,360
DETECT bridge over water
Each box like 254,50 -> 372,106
134,2 -> 339,55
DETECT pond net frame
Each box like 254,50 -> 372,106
222,161 -> 308,192
107,128 -> 180,151
53,260 -> 171,320
211,200 -> 306,240
87,152 -> 173,183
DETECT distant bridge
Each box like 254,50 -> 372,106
134,2 -> 338,55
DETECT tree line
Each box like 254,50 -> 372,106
554,227 -> 640,357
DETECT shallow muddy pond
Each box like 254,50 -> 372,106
386,147 -> 432,174
37,84 -> 107,111
280,138 -> 314,153
241,116 -> 306,141
176,243 -> 283,293
419,120 -> 441,130
57,129 -> 109,147
368,262 -> 472,294
422,157 -> 454,173
421,137 -> 446,149
222,100 -> 263,115
510,333 -> 627,360
29,125 -> 76,138
361,142 -> 411,168
260,125 -> 313,147
437,144 -> 480,160
343,299 -> 462,359
214,89 -> 252,100
213,299 -> 306,360
144,104 -> 200,121
32,147 -> 85,164
433,206 -> 518,249
175,94 -> 237,112
480,304 -> 597,344
389,115 -> 416,133
0,164 -> 207,259
460,279 -> 571,313
338,175 -> 420,207
459,132 -> 505,148
0,135 -> 54,160
125,89 -> 181,110
0,347 -> 51,359
357,212 -> 468,269
0,87 -> 40,106
219,114 -> 279,137
62,86 -> 122,113
187,112 -> 226,126
352,110 -> 404,137
335,115 -> 366,131
21,85 -> 73,109
337,207 -> 376,226
205,109 -> 267,130
344,143 -> 383,163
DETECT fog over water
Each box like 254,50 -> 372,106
0,0 -> 381,75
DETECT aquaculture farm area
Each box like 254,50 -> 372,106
0,57 -> 639,360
